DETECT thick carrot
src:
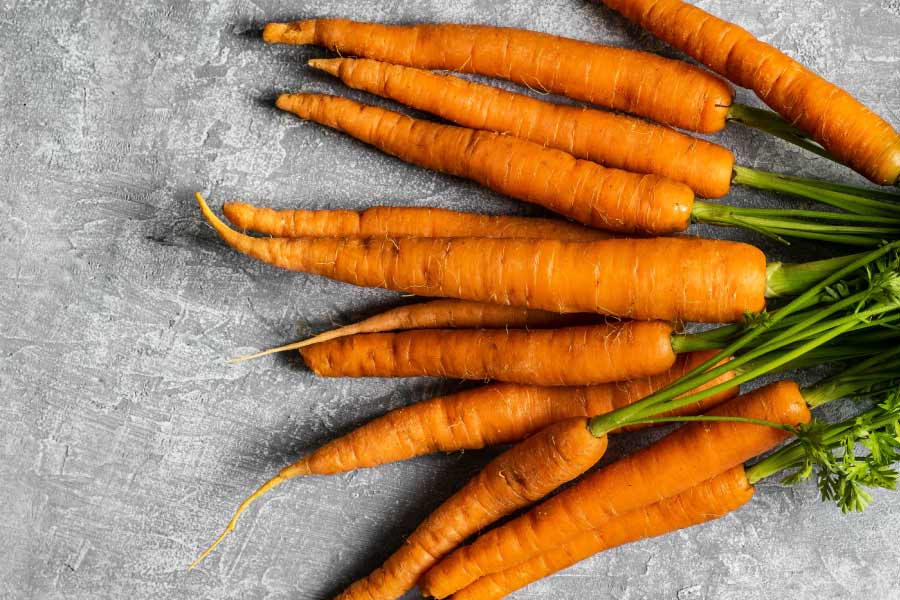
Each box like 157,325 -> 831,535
223,203 -> 610,241
275,93 -> 695,234
601,0 -> 900,186
197,194 -> 768,324
309,57 -> 735,199
299,321 -> 677,386
450,466 -> 753,600
231,299 -> 604,362
333,418 -> 608,600
263,18 -> 733,133
419,381 -> 811,598
188,352 -> 732,571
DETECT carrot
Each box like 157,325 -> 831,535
300,321 -> 677,386
330,418 -> 606,600
223,203 -> 610,241
187,351 -> 734,571
263,18 -> 733,133
419,381 -> 811,598
308,57 -> 735,199
196,193 -> 771,324
450,466 -> 753,600
276,93 -> 695,234
230,299 -> 604,363
600,0 -> 900,186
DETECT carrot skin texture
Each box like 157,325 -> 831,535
420,381 -> 811,598
299,322 -> 677,386
333,418 -> 608,600
276,93 -> 695,235
310,57 -> 735,199
263,19 -> 734,133
223,203 -> 610,241
198,195 -> 768,324
286,351 -> 737,476
601,0 -> 900,185
450,466 -> 753,600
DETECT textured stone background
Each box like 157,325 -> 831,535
2,1 -> 899,599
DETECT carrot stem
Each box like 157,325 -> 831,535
764,253 -> 866,298
692,201 -> 900,246
726,103 -> 835,161
733,166 -> 900,217
746,400 -> 900,484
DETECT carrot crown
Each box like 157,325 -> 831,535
589,242 -> 900,437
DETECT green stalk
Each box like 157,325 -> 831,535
746,403 -> 900,485
726,104 -> 834,162
732,166 -> 900,217
764,253 -> 866,298
692,201 -> 900,247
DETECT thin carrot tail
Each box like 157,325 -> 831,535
188,474 -> 286,569
188,460 -> 312,570
226,327 -> 361,363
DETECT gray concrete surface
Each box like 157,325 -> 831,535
2,1 -> 900,598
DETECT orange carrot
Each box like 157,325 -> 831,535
197,193 -> 769,324
450,466 -> 753,600
278,95 -> 697,236
187,351 -> 734,572
275,94 -> 696,234
308,57 -> 735,199
420,381 -> 811,598
223,203 -> 611,241
263,18 -> 734,133
299,321 -> 677,386
230,299 -> 604,363
601,0 -> 900,186
332,418 -> 607,600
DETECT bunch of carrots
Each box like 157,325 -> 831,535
187,2 -> 900,598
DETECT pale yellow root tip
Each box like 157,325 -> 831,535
187,475 -> 288,571
226,340 -> 308,364
227,326 -> 363,363
195,192 -> 231,236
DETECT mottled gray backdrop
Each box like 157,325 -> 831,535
2,1 -> 900,599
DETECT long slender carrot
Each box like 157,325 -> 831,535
601,0 -> 900,186
263,18 -> 734,133
450,466 -> 753,600
308,57 -> 735,199
276,93 -> 695,234
300,321 -> 676,386
196,193 -> 769,324
187,351 -> 734,572
230,299 -> 604,363
419,381 -> 811,598
223,203 -> 610,241
342,418 -> 607,600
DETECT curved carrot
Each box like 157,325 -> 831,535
275,93 -> 695,235
196,194 -> 768,324
188,351 -> 734,571
420,381 -> 811,598
263,18 -> 734,133
450,466 -> 753,600
230,299 -> 604,362
601,0 -> 900,186
299,321 -> 677,386
309,57 -> 735,199
223,203 -> 611,241
334,418 -> 606,600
